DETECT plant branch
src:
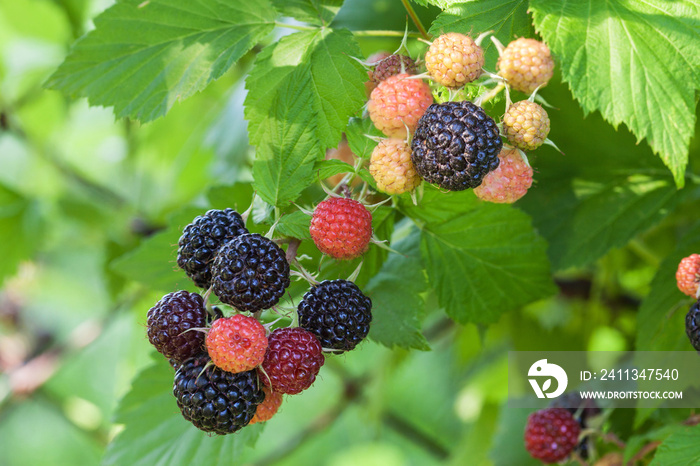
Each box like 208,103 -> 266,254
629,441 -> 661,464
353,30 -> 422,38
382,411 -> 450,459
400,0 -> 429,40
274,21 -> 422,38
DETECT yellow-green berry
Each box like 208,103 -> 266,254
370,138 -> 422,195
502,101 -> 550,151
425,32 -> 484,89
497,38 -> 554,94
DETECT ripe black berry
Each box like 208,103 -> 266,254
686,300 -> 700,351
297,280 -> 372,353
177,209 -> 248,288
211,233 -> 291,312
147,291 -> 207,364
411,101 -> 502,190
173,353 -> 264,435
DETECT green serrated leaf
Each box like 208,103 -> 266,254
345,117 -> 381,159
516,76 -> 686,271
624,423 -> 682,463
649,424 -> 700,466
312,159 -> 356,181
522,175 -> 679,271
366,228 -> 430,350
420,203 -> 556,324
110,208 -> 202,292
104,358 -> 263,466
399,185 -> 478,226
0,183 -> 42,286
246,28 -> 366,206
529,0 -> 700,187
246,28 -> 366,148
276,210 -> 312,239
428,0 -> 534,69
46,0 -> 276,122
252,69 -> 325,207
272,0 -> 343,25
636,222 -> 700,351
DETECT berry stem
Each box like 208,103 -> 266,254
202,285 -> 214,311
475,82 -> 505,107
285,238 -> 301,264
357,181 -> 369,203
274,21 -> 422,38
354,30 -> 423,38
628,441 -> 661,464
400,0 -> 429,40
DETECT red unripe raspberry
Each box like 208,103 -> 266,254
370,138 -> 422,195
310,198 -> 373,260
367,51 -> 392,64
474,149 -> 533,203
372,54 -> 417,84
524,408 -> 580,464
367,74 -> 433,138
365,51 -> 392,95
497,38 -> 554,94
425,32 -> 484,88
249,387 -> 283,424
260,327 -> 324,395
206,315 -> 267,373
677,254 -> 700,297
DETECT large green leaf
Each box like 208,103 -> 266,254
522,174 -> 679,271
636,222 -> 700,351
272,0 -> 343,25
649,424 -> 700,466
47,0 -> 276,122
529,0 -> 700,187
0,183 -> 42,285
428,0 -> 534,69
516,78 -> 684,271
399,184 -> 477,226
245,28 -> 366,206
104,358 -> 263,466
366,229 -> 430,350
418,198 -> 556,324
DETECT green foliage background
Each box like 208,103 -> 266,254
0,0 -> 699,464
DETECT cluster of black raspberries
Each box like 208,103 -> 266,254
145,208 -> 373,434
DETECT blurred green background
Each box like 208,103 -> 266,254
0,1 -> 698,465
